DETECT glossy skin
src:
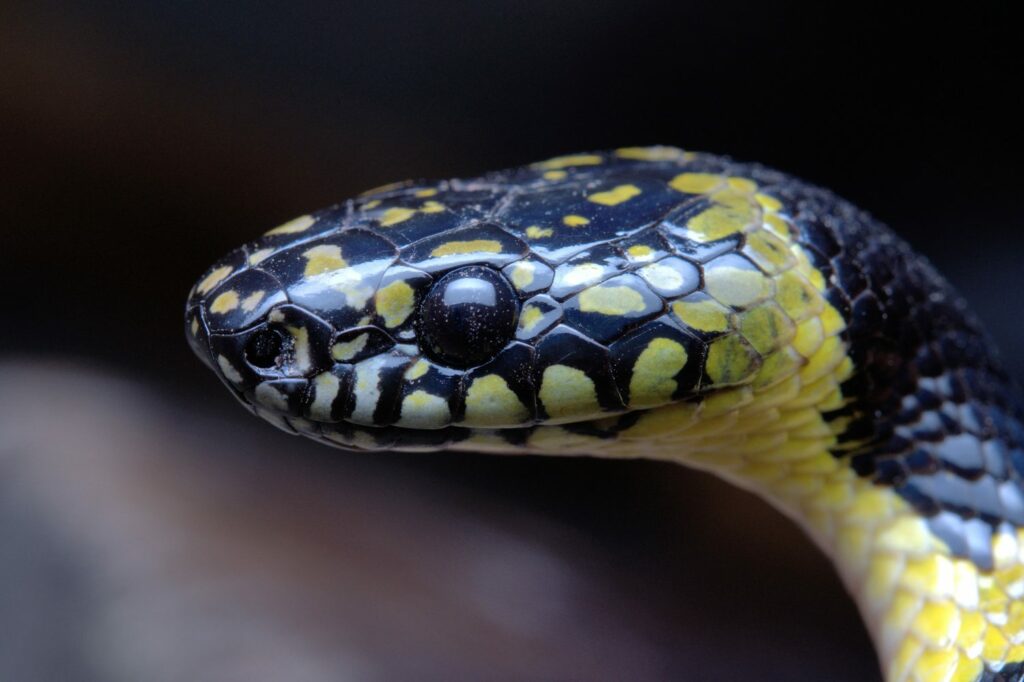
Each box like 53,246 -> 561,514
187,147 -> 1024,681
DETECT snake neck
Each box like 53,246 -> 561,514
467,183 -> 1024,682
631,388 -> 1024,682
505,329 -> 1024,682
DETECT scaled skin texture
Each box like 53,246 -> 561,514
187,146 -> 1024,682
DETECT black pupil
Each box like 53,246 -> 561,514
418,266 -> 518,368
245,327 -> 286,368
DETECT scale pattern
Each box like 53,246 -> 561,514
186,147 -> 1024,682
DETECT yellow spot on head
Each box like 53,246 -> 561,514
375,280 -> 415,327
577,285 -> 646,316
349,356 -> 386,424
286,325 -> 312,372
533,154 -> 603,170
705,334 -> 759,385
738,303 -> 794,355
216,354 -> 244,383
419,200 -> 445,213
615,146 -> 684,161
791,317 -> 825,358
331,333 -> 369,361
704,265 -> 770,307
302,244 -> 348,277
197,265 -> 233,295
312,261 -> 372,309
509,261 -> 535,290
764,213 -> 791,239
399,390 -> 451,429
404,359 -> 429,381
241,290 -> 266,313
209,290 -> 240,314
519,304 -> 544,332
726,177 -> 758,193
744,230 -> 793,273
626,244 -> 656,261
685,198 -> 756,241
463,374 -> 530,426
539,365 -> 601,421
362,199 -> 382,209
775,270 -> 823,322
587,184 -> 642,206
542,170 -> 568,181
525,225 -> 554,239
248,248 -> 274,266
414,188 -> 438,197
669,172 -> 724,194
379,207 -> 416,227
430,239 -> 503,257
639,262 -> 684,291
255,383 -> 289,411
751,347 -> 801,390
755,192 -> 783,212
562,263 -> 605,287
190,317 -> 199,336
629,338 -> 688,407
265,214 -> 316,236
562,214 -> 590,227
310,372 -> 340,420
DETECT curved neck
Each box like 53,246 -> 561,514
504,358 -> 1024,682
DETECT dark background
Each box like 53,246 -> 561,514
0,2 -> 1020,680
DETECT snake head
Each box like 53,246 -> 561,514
186,153 -> 837,453
186,204 -> 784,453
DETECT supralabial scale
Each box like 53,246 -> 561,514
186,147 -> 1024,682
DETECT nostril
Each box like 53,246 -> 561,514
245,327 -> 288,368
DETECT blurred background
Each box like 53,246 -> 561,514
0,2 -> 1019,680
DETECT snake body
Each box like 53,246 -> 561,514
186,147 -> 1024,681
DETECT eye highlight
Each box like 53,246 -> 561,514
417,266 -> 519,369
244,327 -> 289,368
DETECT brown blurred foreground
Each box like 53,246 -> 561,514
0,360 -> 878,681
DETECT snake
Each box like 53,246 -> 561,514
185,146 -> 1024,682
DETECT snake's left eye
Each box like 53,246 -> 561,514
417,266 -> 518,369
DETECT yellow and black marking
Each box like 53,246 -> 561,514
186,147 -> 1024,682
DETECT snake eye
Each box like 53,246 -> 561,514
245,327 -> 288,368
418,266 -> 518,369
